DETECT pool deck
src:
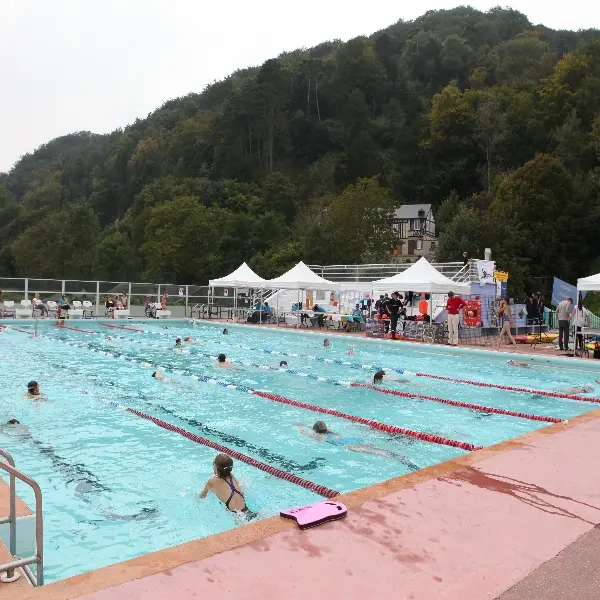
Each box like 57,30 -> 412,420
2,320 -> 600,599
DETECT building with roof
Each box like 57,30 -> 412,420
391,203 -> 437,259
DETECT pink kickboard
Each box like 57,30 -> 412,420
281,501 -> 347,529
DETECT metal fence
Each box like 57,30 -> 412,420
0,278 -> 222,318
307,261 -> 471,282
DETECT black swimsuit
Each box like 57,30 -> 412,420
224,478 -> 257,519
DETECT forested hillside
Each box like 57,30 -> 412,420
1,6 -> 600,295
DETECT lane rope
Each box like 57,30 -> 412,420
101,323 -> 145,332
349,384 -> 562,423
51,335 -> 481,451
94,335 -> 564,424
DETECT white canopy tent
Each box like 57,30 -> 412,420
372,257 -> 472,295
208,262 -> 265,288
263,261 -> 337,291
208,262 -> 266,321
577,272 -> 600,292
263,261 -> 339,317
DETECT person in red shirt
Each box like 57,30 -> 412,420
446,291 -> 466,346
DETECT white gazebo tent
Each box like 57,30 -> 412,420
372,257 -> 471,319
208,262 -> 266,321
577,272 -> 600,292
263,261 -> 338,319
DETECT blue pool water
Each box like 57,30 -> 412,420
1,320 -> 599,582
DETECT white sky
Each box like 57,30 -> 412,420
0,0 -> 598,172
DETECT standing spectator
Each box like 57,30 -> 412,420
536,293 -> 546,324
446,291 -> 466,347
571,296 -> 591,352
385,292 -> 402,340
556,297 -> 573,351
525,293 -> 537,325
462,251 -> 469,266
161,291 -> 169,311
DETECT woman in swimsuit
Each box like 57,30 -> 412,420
496,297 -> 517,348
200,454 -> 257,519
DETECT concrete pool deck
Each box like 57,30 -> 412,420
3,408 -> 600,600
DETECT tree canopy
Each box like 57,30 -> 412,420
1,7 -> 600,295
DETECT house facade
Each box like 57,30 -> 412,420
391,204 -> 437,258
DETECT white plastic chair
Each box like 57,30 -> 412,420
2,300 -> 15,318
15,300 -> 33,318
46,301 -> 58,317
68,300 -> 84,319
82,301 -> 94,318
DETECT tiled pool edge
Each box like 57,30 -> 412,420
4,406 -> 600,600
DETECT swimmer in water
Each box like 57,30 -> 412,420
323,338 -> 330,348
216,353 -> 235,368
563,385 -> 593,394
348,346 -> 355,356
298,422 -> 418,470
25,380 -> 46,400
279,360 -> 288,368
184,336 -> 194,344
507,360 -> 529,368
372,370 -> 409,385
200,454 -> 257,519
141,361 -> 152,367
152,369 -> 166,381
223,328 -> 229,335
174,337 -> 182,347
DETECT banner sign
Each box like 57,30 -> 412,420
551,277 -> 585,307
476,260 -> 495,287
494,270 -> 509,282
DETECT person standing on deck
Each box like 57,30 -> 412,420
446,291 -> 466,347
556,297 -> 573,351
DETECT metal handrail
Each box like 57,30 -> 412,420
0,459 -> 44,586
0,450 -> 16,565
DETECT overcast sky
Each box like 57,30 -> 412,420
1,0 -> 598,172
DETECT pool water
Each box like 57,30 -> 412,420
1,320 -> 598,583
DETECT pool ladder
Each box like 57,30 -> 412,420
0,449 -> 44,586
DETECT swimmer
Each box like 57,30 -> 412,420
372,370 -> 408,385
279,360 -> 288,368
56,319 -> 65,328
223,328 -> 229,335
563,385 -> 593,394
0,419 -> 31,438
348,346 -> 355,356
596,379 -> 600,385
174,337 -> 182,347
298,422 -> 418,470
141,361 -> 152,367
200,454 -> 257,519
216,353 -> 234,368
25,380 -> 46,400
184,336 -> 194,344
152,369 -> 166,381
323,338 -> 330,348
507,360 -> 529,368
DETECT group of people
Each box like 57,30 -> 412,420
556,296 -> 592,352
105,294 -> 128,315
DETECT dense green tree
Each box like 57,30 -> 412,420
11,204 -> 100,279
1,6 -> 600,293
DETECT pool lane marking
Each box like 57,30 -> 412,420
91,335 -> 566,424
49,336 -> 481,452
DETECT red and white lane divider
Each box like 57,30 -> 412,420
350,384 -> 562,423
252,391 -> 481,452
51,336 -> 483,452
126,407 -> 339,499
101,323 -> 145,332
414,372 -> 600,404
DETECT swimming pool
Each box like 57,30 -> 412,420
1,320 -> 599,583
